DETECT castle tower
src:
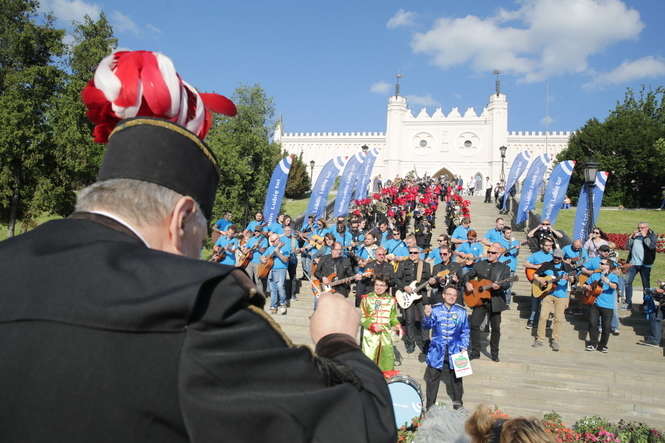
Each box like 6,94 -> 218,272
384,94 -> 408,178
487,92 -> 508,181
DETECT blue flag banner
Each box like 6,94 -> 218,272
515,153 -> 550,225
262,156 -> 292,225
305,156 -> 346,222
502,151 -> 532,210
572,171 -> 610,242
541,160 -> 576,224
354,147 -> 380,200
333,151 -> 367,217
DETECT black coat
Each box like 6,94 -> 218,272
0,215 -> 396,443
315,255 -> 354,296
395,259 -> 431,302
464,259 -> 511,312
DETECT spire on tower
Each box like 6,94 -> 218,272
493,69 -> 501,96
395,73 -> 403,97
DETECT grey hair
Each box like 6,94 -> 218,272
75,179 -> 207,230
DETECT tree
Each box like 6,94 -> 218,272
284,151 -> 311,199
0,0 -> 65,236
557,87 -> 665,207
205,84 -> 281,225
47,14 -> 116,216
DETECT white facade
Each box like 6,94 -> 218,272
274,91 -> 571,184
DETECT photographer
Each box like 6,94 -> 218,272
527,219 -> 563,252
624,222 -> 657,309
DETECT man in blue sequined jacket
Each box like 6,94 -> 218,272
422,286 -> 470,410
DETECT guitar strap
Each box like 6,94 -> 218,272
416,260 -> 423,283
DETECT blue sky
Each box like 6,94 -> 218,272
41,0 -> 665,134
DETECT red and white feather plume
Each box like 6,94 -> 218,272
82,50 -> 237,143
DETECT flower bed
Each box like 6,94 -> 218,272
605,233 -> 665,253
398,410 -> 665,442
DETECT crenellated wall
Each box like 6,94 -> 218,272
276,90 -> 571,184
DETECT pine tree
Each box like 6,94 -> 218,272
285,151 -> 311,199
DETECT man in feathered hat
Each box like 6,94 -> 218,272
0,50 -> 395,443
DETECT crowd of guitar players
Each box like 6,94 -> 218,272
210,175 -> 663,408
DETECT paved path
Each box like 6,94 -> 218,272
272,197 -> 665,428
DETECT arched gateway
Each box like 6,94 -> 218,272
432,167 -> 455,181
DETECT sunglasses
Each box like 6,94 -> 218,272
488,251 -> 499,254
441,252 -> 450,256
542,223 -> 551,226
409,251 -> 420,255
593,231 -> 600,234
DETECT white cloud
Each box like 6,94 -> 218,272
387,9 -> 416,29
370,81 -> 392,94
411,0 -> 644,83
39,0 -> 100,23
584,56 -> 665,89
110,10 -> 140,34
541,115 -> 554,126
146,23 -> 162,34
406,94 -> 439,107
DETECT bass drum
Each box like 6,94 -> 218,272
387,375 -> 424,429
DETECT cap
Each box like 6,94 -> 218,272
98,117 -> 219,219
598,244 -> 611,252
552,249 -> 564,259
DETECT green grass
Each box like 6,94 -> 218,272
552,207 -> 665,236
1,213 -> 62,241
281,193 -> 335,219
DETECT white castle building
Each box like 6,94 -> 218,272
274,84 -> 572,186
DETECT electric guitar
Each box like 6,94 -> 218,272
311,270 -> 373,296
395,270 -> 452,309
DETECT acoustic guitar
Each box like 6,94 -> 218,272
581,279 -> 604,305
464,276 -> 519,308
257,241 -> 284,279
531,271 -> 576,298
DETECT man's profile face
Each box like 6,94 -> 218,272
379,223 -> 388,232
496,219 -> 504,229
503,229 -> 512,239
364,234 -> 375,246
543,242 -> 553,252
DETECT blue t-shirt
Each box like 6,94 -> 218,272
263,242 -> 291,270
528,251 -> 553,266
540,263 -> 570,298
497,237 -> 520,272
562,244 -> 588,264
452,226 -> 469,241
582,256 -> 602,272
246,236 -> 268,264
587,272 -> 620,309
245,220 -> 262,232
333,231 -> 353,253
313,227 -> 331,238
427,249 -> 443,265
484,228 -> 503,244
383,239 -> 408,258
214,236 -> 239,266
457,242 -> 484,261
214,218 -> 232,232
264,222 -> 284,235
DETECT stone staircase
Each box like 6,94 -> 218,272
271,196 -> 665,428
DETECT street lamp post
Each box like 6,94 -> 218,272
499,145 -> 507,182
309,160 -> 315,185
583,160 -> 599,240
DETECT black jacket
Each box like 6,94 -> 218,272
396,259 -> 431,299
0,215 -> 395,443
315,255 -> 354,296
627,230 -> 657,266
357,260 -> 395,295
464,259 -> 511,312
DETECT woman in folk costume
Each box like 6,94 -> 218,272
360,277 -> 402,376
